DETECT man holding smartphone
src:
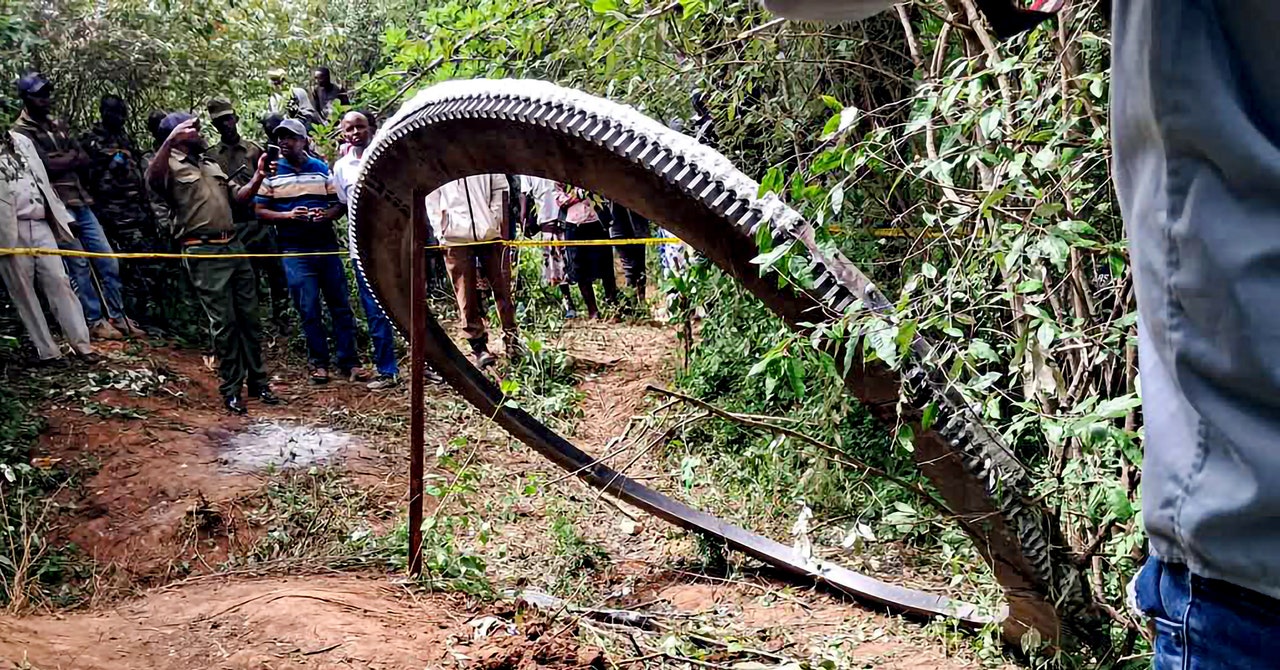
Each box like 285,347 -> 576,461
208,98 -> 290,335
255,119 -> 367,385
146,112 -> 278,414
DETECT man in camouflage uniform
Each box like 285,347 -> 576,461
208,98 -> 290,334
81,95 -> 168,332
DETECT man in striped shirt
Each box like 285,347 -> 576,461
254,119 -> 367,385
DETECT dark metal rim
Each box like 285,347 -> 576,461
348,79 -> 1088,630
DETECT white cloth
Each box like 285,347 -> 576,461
12,168 -> 44,222
332,147 -> 364,260
424,174 -> 509,245
520,175 -> 559,224
0,132 -> 75,248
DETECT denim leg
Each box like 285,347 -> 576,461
317,256 -> 360,371
1135,559 -> 1280,670
357,269 -> 399,376
69,206 -> 124,320
282,256 -> 329,368
58,234 -> 102,324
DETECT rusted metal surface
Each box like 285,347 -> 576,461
351,80 -> 1090,641
408,189 -> 428,578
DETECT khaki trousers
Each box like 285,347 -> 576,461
0,217 -> 91,359
443,243 -> 517,343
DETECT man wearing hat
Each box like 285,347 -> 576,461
255,119 -> 367,385
145,112 -> 279,414
81,94 -> 168,332
208,97 -> 290,335
13,72 -> 136,341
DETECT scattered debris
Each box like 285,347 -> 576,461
221,419 -> 358,471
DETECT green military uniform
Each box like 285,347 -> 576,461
208,99 -> 290,330
158,148 -> 268,399
81,125 -> 169,325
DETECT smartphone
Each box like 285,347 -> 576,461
266,144 -> 280,164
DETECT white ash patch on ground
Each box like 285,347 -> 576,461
220,420 -> 358,471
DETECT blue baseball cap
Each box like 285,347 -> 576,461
16,73 -> 49,96
158,112 -> 196,136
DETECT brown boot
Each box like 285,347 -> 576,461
112,316 -> 145,338
89,320 -> 125,341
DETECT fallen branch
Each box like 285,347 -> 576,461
644,385 -> 953,517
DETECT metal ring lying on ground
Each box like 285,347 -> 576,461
351,79 -> 1093,642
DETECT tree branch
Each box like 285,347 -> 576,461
644,385 -> 954,518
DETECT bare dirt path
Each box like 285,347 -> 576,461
0,322 -> 1002,669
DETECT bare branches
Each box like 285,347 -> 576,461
644,385 -> 954,518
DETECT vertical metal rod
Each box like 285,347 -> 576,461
408,189 -> 426,578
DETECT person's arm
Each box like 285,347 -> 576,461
255,202 -> 312,222
232,151 -> 270,204
145,118 -> 200,194
312,164 -> 345,222
19,125 -> 87,177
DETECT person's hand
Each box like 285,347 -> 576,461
165,118 -> 201,146
310,208 -> 333,223
290,207 -> 312,222
255,151 -> 271,178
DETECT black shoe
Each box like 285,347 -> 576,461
224,395 -> 248,415
252,387 -> 281,405
425,368 -> 445,385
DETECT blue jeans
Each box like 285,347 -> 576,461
281,254 -> 359,370
58,205 -> 124,323
356,269 -> 399,377
1134,559 -> 1280,669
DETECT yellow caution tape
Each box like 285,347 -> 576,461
0,236 -> 686,260
0,229 -> 964,260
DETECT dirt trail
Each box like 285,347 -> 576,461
0,322 -> 1000,669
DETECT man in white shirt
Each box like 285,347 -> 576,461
424,174 -> 518,368
333,110 -> 444,387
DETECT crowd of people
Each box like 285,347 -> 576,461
0,66 -> 672,416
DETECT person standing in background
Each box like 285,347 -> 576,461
520,176 -> 578,319
332,110 -> 445,388
0,129 -> 97,365
426,174 -> 519,368
255,118 -> 367,385
310,67 -> 350,123
207,98 -> 291,336
599,201 -> 649,310
555,183 -> 617,319
82,95 -> 166,333
13,73 -> 137,340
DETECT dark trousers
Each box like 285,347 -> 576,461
183,242 -> 267,397
104,226 -> 169,326
443,243 -> 516,344
239,222 -> 290,324
281,254 -> 359,370
607,208 -> 649,289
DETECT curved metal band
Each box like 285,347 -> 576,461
351,80 -> 1087,636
